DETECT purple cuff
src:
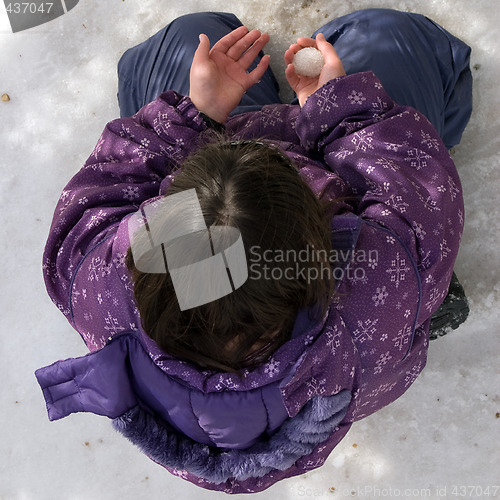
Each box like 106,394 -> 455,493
35,334 -> 138,421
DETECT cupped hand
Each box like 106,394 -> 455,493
284,33 -> 346,107
189,26 -> 270,123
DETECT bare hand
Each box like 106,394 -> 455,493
189,26 -> 270,123
284,33 -> 346,107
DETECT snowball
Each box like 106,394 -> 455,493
293,47 -> 324,77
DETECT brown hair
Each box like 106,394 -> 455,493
126,136 -> 339,372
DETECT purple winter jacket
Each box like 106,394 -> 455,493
37,72 -> 464,493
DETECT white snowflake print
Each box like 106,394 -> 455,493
171,469 -> 188,480
122,186 -> 140,201
88,257 -> 102,282
386,253 -> 411,288
405,148 -> 431,170
304,458 -> 326,470
103,311 -> 125,334
372,96 -> 388,114
42,257 -> 58,283
447,175 -> 460,201
385,142 -> 400,152
367,381 -> 397,399
217,376 -> 239,390
367,255 -> 378,270
330,147 -> 353,160
387,194 -> 409,214
121,273 -> 133,291
113,252 -> 127,268
393,324 -> 412,351
374,351 -> 393,374
372,286 -> 389,306
348,90 -> 366,105
91,135 -> 105,160
71,287 -> 81,305
306,377 -> 327,397
104,155 -> 119,164
86,332 -> 106,350
412,221 -> 426,240
440,239 -> 452,260
420,130 -> 440,151
326,325 -> 342,355
134,146 -> 158,161
119,124 -> 132,139
344,120 -> 365,133
264,358 -> 280,377
59,189 -> 71,203
101,262 -> 113,278
375,157 -> 400,171
433,222 -> 444,237
421,194 -> 440,213
353,318 -> 379,343
153,111 -> 171,137
425,286 -> 444,313
261,107 -> 284,127
78,196 -> 88,205
86,209 -> 107,230
425,274 -> 436,286
315,88 -> 339,114
404,362 -> 422,387
304,334 -> 314,346
351,130 -> 374,152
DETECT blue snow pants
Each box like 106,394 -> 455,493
117,9 -> 473,148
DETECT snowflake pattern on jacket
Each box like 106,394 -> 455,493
41,72 -> 463,493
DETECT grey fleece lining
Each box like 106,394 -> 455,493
113,389 -> 352,484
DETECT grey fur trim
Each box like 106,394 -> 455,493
112,390 -> 351,483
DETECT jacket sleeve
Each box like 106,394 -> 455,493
295,72 -> 465,320
43,91 -> 207,322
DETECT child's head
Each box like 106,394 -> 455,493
127,137 -> 336,372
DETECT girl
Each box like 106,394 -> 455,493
37,9 -> 471,494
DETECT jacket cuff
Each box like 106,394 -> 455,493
200,112 -> 226,133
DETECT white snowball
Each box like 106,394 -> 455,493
292,47 -> 324,77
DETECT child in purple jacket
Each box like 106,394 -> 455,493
37,9 -> 472,493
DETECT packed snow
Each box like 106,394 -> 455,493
293,47 -> 324,77
1,1 -> 499,499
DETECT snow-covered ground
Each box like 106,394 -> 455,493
1,1 -> 499,499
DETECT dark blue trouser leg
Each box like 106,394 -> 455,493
117,12 -> 281,118
313,8 -> 473,148
313,9 -> 471,333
